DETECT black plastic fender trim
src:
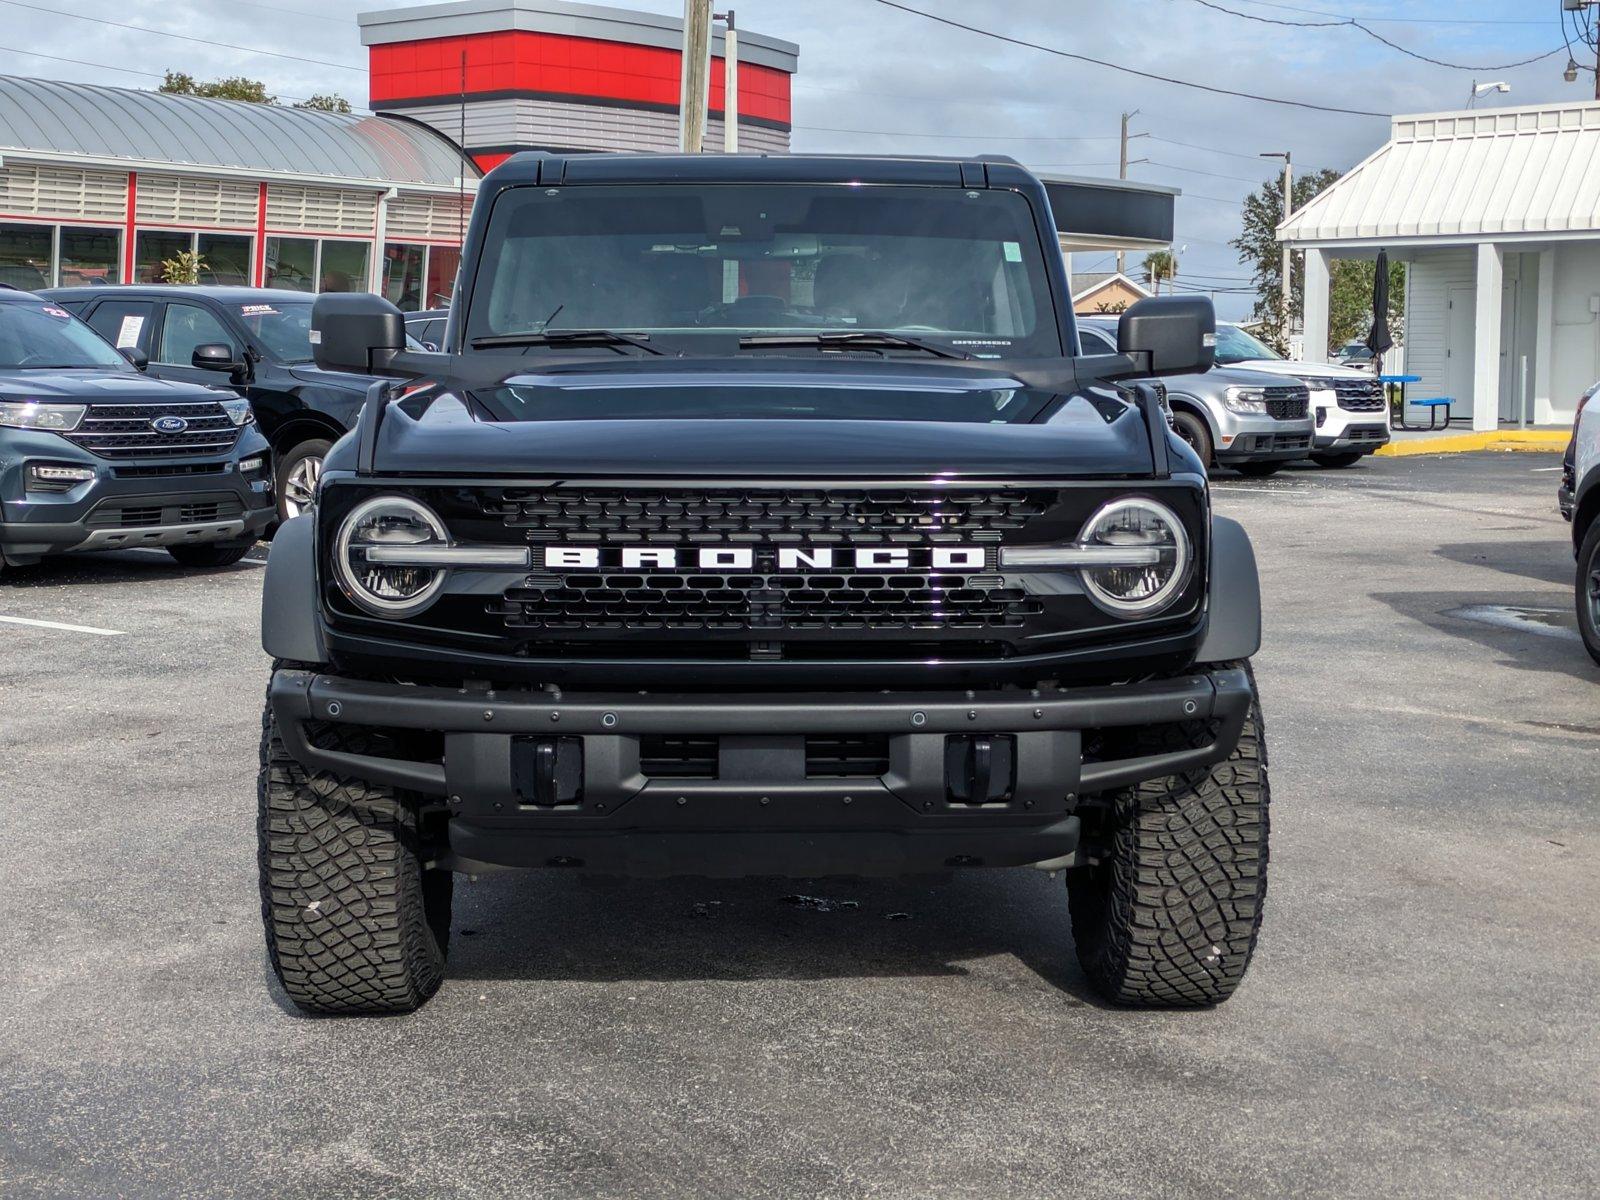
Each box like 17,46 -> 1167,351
259,514 -> 328,665
1196,515 -> 1262,664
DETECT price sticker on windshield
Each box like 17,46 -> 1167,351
41,305 -> 70,319
242,304 -> 279,316
1003,241 -> 1023,263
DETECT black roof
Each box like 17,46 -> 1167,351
43,285 -> 317,304
484,151 -> 1034,190
405,308 -> 448,321
0,284 -> 45,303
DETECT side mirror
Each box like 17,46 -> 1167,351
119,346 -> 148,371
1117,295 -> 1216,376
311,292 -> 406,376
191,343 -> 242,372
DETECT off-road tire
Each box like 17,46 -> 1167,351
1577,517 -> 1600,668
1233,461 -> 1283,478
258,665 -> 451,1015
1171,410 -> 1213,467
1067,663 -> 1269,1007
1311,451 -> 1364,468
168,538 -> 255,568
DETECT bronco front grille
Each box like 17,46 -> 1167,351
65,400 -> 241,460
479,487 -> 1053,545
494,569 -> 1043,633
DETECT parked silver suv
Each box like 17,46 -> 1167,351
1079,317 -> 1315,476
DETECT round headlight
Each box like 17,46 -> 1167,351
1077,498 -> 1192,617
333,495 -> 449,617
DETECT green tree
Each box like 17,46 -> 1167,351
1328,258 -> 1406,354
159,71 -> 352,115
1142,250 -> 1178,295
160,71 -> 275,104
1231,167 -> 1342,353
295,94 -> 353,114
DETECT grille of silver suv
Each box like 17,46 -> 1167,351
1305,376 -> 1386,413
1263,385 -> 1309,421
64,400 -> 241,459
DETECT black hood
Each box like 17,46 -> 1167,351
358,361 -> 1158,479
287,363 -> 378,393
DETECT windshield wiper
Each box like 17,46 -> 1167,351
738,331 -> 972,360
470,328 -> 664,355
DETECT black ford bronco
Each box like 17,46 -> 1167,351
259,153 -> 1269,1014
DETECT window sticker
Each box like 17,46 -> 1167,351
241,304 -> 279,316
1002,241 -> 1023,263
41,305 -> 70,319
115,314 -> 146,348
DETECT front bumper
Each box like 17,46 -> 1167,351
1313,423 -> 1390,454
269,666 -> 1254,877
1211,410 -> 1315,463
0,428 -> 273,564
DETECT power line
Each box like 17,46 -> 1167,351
1148,160 -> 1270,185
1184,0 -> 1565,70
1224,0 -> 1551,26
866,0 -> 1389,118
0,0 -> 366,73
0,43 -> 359,109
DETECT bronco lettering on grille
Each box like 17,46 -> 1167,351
542,545 -> 988,571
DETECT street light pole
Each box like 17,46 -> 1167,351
716,10 -> 738,153
1262,151 -> 1292,342
1117,110 -> 1142,277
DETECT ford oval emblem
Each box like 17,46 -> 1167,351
151,415 -> 189,434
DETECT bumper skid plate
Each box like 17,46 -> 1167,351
269,668 -> 1254,877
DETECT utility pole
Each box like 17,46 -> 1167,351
1262,150 -> 1292,339
1116,109 -> 1140,277
716,10 -> 738,153
678,0 -> 713,153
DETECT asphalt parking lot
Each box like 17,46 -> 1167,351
1,452 -> 1596,1199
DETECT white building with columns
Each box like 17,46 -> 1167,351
1279,101 -> 1600,431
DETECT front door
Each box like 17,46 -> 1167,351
1445,285 -> 1475,416
148,301 -> 245,388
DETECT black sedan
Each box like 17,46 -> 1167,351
45,286 -> 408,522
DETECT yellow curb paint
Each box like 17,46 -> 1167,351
1375,430 -> 1569,458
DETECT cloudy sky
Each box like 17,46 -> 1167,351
0,0 -> 1584,318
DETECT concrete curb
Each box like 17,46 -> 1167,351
1375,430 -> 1568,457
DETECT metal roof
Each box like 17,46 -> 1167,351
1280,101 -> 1600,247
0,75 -> 472,188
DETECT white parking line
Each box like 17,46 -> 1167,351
0,615 -> 126,637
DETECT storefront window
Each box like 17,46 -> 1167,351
264,237 -> 317,292
383,242 -> 426,310
0,223 -> 53,290
59,228 -> 121,287
424,245 -> 461,309
134,231 -> 191,284
319,240 -> 369,293
198,233 -> 252,286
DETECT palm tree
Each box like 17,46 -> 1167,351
1143,250 -> 1178,296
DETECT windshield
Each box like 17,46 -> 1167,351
0,301 -> 130,370
232,301 -> 315,363
465,184 -> 1061,357
1214,325 -> 1283,364
234,300 -> 426,363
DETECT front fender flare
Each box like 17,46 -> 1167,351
260,514 -> 327,664
1197,515 -> 1261,663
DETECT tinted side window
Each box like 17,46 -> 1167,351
85,300 -> 155,353
158,303 -> 238,365
1079,327 -> 1117,354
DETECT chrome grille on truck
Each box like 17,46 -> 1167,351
64,400 -> 241,460
1305,377 -> 1385,413
481,488 -> 1054,635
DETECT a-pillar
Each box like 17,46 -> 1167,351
1301,247 -> 1331,364
1472,243 -> 1504,432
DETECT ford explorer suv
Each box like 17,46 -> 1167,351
258,153 -> 1271,1016
0,287 -> 272,574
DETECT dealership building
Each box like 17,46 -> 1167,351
0,0 -> 798,310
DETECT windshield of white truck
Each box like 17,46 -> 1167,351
1214,324 -> 1284,364
463,184 -> 1062,358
